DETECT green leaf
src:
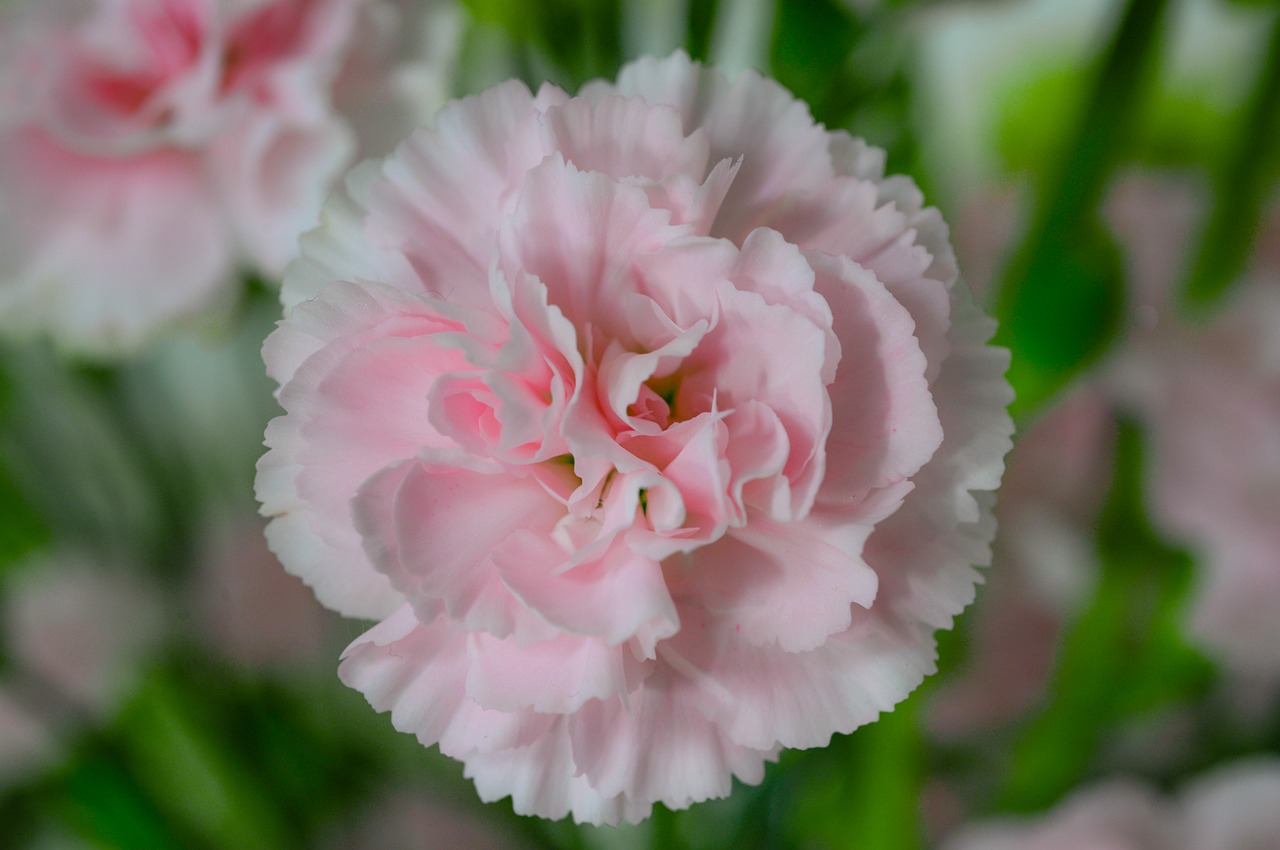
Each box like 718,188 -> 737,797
460,0 -> 623,86
685,0 -> 719,61
770,0 -> 858,123
999,219 -> 1126,420
785,699 -> 924,850
117,669 -> 297,850
54,748 -> 194,850
0,359 -> 50,574
994,0 -> 1171,420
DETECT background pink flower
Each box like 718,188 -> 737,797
2,554 -> 163,717
1105,176 -> 1280,676
257,52 -> 1013,823
0,0 -> 453,354
189,513 -> 336,671
1115,281 -> 1280,675
940,758 -> 1280,850
931,174 -> 1280,730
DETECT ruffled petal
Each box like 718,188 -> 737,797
602,52 -> 835,242
568,669 -> 774,810
492,529 -> 680,649
661,609 -> 932,751
352,456 -> 567,639
258,280 -> 478,619
339,605 -> 554,758
537,93 -> 710,184
862,286 -> 1014,635
669,509 -> 879,652
808,252 -> 941,508
465,631 -> 645,713
497,154 -> 693,340
463,720 -> 651,825
286,79 -> 546,311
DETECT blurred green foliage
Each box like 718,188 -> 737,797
997,420 -> 1214,812
995,0 -> 1168,420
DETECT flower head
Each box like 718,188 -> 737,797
258,52 -> 1013,823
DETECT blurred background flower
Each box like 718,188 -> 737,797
0,0 -> 1277,847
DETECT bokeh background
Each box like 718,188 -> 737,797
1,0 -> 1278,847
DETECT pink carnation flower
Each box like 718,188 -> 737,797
941,759 -> 1280,850
1117,281 -> 1280,675
1105,176 -> 1280,675
0,0 -> 447,354
257,52 -> 1013,823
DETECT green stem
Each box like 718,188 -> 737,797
994,0 -> 1170,420
1181,9 -> 1280,311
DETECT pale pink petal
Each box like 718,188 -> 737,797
600,52 -> 835,242
669,509 -> 878,652
281,160 -> 437,310
1181,758 -> 1280,850
863,289 -> 1013,635
465,632 -> 645,713
463,720 -> 650,826
338,605 -> 554,758
353,458 -> 568,639
258,281 -> 473,620
677,283 -> 833,519
663,607 -> 933,751
537,93 -> 709,184
493,529 -> 679,649
342,80 -> 548,309
809,251 -> 941,508
568,669 -> 774,810
769,176 -> 954,379
497,154 -> 693,339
